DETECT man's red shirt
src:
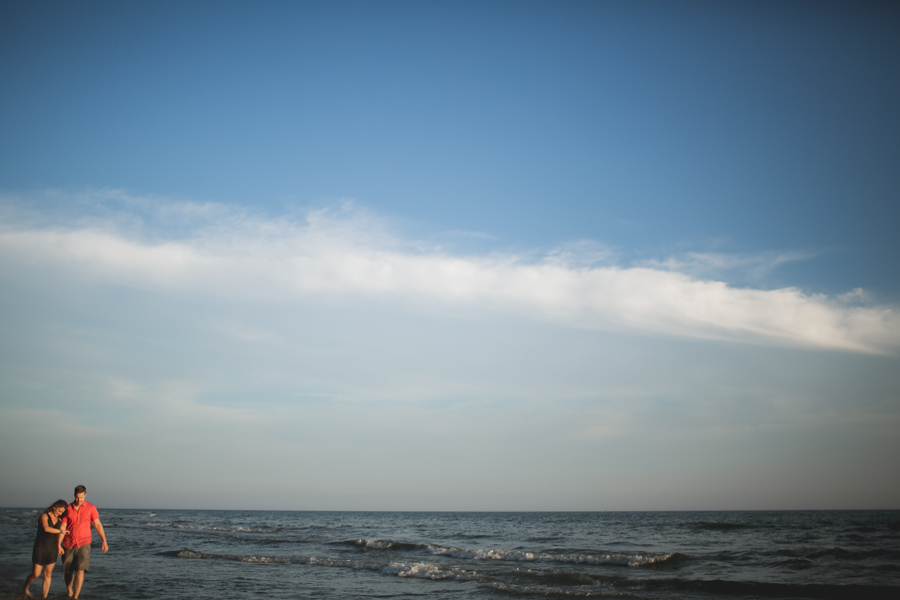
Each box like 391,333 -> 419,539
61,501 -> 100,549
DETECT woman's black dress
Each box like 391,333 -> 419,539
31,514 -> 60,566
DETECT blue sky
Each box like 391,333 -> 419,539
1,1 -> 899,510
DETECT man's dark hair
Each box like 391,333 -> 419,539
74,485 -> 87,495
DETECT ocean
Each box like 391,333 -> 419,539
1,509 -> 898,599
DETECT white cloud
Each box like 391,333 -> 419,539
1,194 -> 898,354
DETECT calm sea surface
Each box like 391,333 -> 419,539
1,509 -> 899,599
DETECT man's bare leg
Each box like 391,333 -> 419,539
23,564 -> 42,597
41,564 -> 54,599
65,571 -> 73,597
71,571 -> 84,599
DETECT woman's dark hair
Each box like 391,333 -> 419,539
43,499 -> 67,516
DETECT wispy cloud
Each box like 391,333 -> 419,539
638,250 -> 818,281
1,191 -> 898,354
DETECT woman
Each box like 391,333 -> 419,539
23,499 -> 68,598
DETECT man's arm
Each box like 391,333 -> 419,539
92,519 -> 109,553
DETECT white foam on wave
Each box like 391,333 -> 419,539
624,553 -> 676,566
242,556 -> 291,564
176,549 -> 291,564
306,556 -> 477,581
381,561 -> 477,581
356,539 -> 397,550
308,557 -> 367,569
427,544 -> 675,567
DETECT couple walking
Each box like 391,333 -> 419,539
23,485 -> 109,599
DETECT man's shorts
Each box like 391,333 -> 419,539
63,545 -> 91,573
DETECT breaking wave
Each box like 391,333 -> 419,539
426,544 -> 683,567
340,538 -> 424,551
381,561 -> 477,581
147,522 -> 280,533
171,549 -> 292,564
169,548 -> 477,581
311,556 -> 478,582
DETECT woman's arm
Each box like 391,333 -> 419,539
57,521 -> 67,555
40,512 -> 63,534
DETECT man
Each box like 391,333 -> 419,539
59,485 -> 108,599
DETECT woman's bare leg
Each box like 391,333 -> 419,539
23,564 -> 43,597
41,564 -> 54,598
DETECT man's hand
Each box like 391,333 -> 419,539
93,518 -> 109,553
57,545 -> 64,556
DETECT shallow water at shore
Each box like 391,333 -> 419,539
2,509 -> 899,599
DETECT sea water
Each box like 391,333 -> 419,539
1,509 -> 898,599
